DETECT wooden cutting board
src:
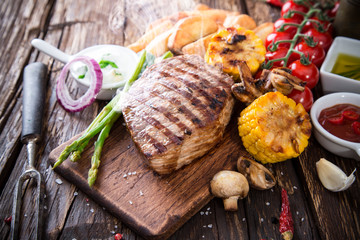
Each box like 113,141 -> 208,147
49,104 -> 247,239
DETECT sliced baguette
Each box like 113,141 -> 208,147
128,20 -> 174,53
167,16 -> 218,54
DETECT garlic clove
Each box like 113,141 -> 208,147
316,158 -> 356,192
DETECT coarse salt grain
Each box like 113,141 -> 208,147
128,172 -> 132,176
74,192 -> 78,196
111,230 -> 116,234
90,209 -> 94,213
260,218 -> 264,222
207,207 -> 210,211
242,218 -> 246,221
123,174 -> 127,178
265,202 -> 270,206
115,225 -> 118,229
205,211 -> 209,215
139,190 -> 144,196
296,211 -> 299,215
129,201 -> 133,205
86,203 -> 90,206
132,171 -> 136,175
55,178 -> 63,185
293,186 -> 298,189
280,171 -> 284,176
301,217 -> 304,222
208,224 -> 213,228
44,206 -> 47,210
200,211 -> 204,215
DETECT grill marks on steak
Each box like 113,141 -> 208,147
122,55 -> 234,174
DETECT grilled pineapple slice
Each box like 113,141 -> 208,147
238,92 -> 311,164
205,27 -> 266,78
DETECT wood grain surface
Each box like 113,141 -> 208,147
0,0 -> 359,240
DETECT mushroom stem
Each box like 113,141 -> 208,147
223,196 -> 240,211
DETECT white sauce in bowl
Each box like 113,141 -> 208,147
71,45 -> 139,90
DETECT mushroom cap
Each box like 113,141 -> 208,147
210,170 -> 249,199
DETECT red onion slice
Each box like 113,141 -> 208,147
56,56 -> 103,112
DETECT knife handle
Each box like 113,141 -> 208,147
21,62 -> 48,143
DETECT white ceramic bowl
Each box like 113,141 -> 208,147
310,92 -> 360,161
320,37 -> 360,94
72,45 -> 139,100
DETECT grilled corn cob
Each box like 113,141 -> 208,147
205,27 -> 266,78
238,92 -> 311,164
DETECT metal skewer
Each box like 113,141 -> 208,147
11,62 -> 47,240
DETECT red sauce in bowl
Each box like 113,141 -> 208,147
318,104 -> 360,143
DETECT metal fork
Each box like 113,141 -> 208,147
11,62 -> 47,240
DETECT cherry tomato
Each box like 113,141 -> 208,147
289,60 -> 319,89
281,0 -> 309,22
287,87 -> 313,112
342,110 -> 359,120
294,41 -> 325,67
302,17 -> 334,35
326,1 -> 340,18
304,28 -> 333,52
274,17 -> 301,36
352,121 -> 360,135
265,31 -> 293,50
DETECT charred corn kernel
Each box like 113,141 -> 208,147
205,27 -> 266,78
238,92 -> 312,164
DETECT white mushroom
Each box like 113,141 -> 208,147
210,170 -> 249,211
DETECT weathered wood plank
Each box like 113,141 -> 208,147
0,0 -> 54,131
296,139 -> 360,240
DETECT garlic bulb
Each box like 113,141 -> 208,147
316,158 -> 356,192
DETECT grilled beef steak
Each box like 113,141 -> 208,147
122,55 -> 234,174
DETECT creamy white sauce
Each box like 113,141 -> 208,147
70,46 -> 138,88
71,52 -> 125,85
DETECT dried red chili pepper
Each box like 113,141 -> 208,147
279,188 -> 294,240
266,0 -> 284,7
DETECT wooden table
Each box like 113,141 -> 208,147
1,0 -> 359,239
